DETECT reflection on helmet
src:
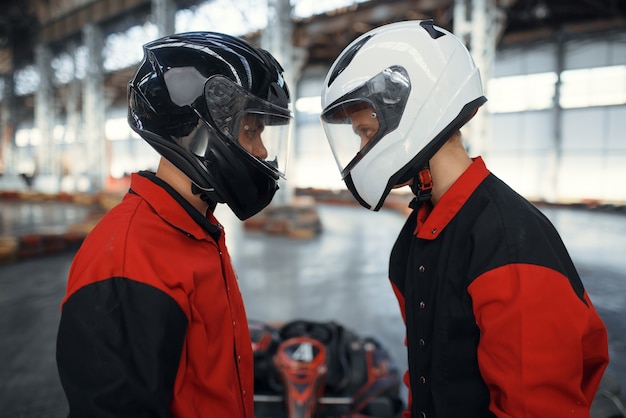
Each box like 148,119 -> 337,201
321,20 -> 486,211
127,32 -> 292,220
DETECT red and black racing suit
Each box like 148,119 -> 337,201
57,171 -> 254,417
389,157 -> 609,417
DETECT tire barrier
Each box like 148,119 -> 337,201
0,190 -> 116,264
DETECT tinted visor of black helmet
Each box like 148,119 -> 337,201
203,75 -> 292,179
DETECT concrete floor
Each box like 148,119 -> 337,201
0,201 -> 625,417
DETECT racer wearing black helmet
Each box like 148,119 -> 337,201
57,32 -> 292,418
129,31 -> 292,220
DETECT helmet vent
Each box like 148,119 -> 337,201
327,35 -> 372,87
419,20 -> 446,39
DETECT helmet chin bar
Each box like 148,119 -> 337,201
344,174 -> 373,210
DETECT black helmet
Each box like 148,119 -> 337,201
128,32 -> 292,220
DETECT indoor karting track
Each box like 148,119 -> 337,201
1,201 -> 625,417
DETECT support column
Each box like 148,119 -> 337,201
0,73 -> 15,176
65,42 -> 83,191
453,0 -> 504,157
247,0 -> 320,238
152,0 -> 176,37
543,31 -> 565,203
83,23 -> 107,192
262,0 -> 297,206
35,44 -> 58,190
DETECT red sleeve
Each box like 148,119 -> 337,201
468,264 -> 609,418
390,281 -> 412,418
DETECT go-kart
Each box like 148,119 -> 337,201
250,319 -> 405,418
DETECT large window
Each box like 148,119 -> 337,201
487,65 -> 626,113
560,65 -> 626,108
487,72 -> 557,113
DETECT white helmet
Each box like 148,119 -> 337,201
320,20 -> 486,210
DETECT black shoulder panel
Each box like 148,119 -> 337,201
466,175 -> 587,304
57,277 -> 188,417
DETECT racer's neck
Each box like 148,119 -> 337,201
429,133 -> 473,206
155,157 -> 211,215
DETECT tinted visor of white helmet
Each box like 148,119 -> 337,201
203,75 -> 292,178
321,66 -> 410,178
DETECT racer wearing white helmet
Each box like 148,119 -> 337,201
320,20 -> 486,210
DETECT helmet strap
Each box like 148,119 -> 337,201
409,166 -> 433,209
191,183 -> 218,211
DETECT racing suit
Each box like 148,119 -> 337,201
57,171 -> 254,417
389,157 -> 609,418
